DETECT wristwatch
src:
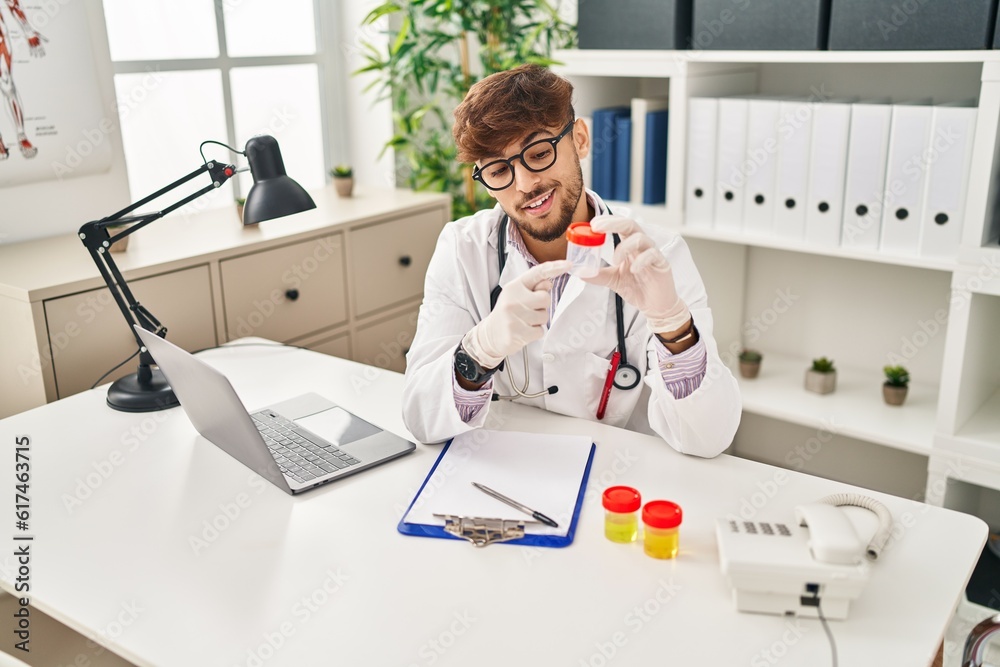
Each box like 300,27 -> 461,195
454,344 -> 498,385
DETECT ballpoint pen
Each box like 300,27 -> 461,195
471,482 -> 559,528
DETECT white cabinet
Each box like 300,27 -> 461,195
552,49 -> 1000,503
0,188 -> 450,417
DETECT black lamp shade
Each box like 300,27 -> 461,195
242,135 -> 316,225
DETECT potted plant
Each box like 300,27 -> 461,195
356,1 -> 575,219
738,349 -> 763,379
235,197 -> 245,222
330,165 -> 354,197
805,357 -> 836,395
883,365 -> 910,406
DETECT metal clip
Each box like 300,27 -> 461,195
433,513 -> 534,548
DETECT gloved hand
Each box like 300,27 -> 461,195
582,215 -> 691,334
462,260 -> 572,369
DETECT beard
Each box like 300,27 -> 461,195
508,161 -> 585,243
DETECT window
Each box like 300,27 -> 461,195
102,0 -> 328,214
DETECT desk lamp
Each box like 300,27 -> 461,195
78,135 -> 316,413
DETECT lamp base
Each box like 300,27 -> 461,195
106,369 -> 179,412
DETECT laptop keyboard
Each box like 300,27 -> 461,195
251,410 -> 360,484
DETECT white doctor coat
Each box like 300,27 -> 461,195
401,196 -> 741,457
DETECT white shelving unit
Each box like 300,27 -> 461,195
553,46 -> 1000,507
555,44 -> 1000,656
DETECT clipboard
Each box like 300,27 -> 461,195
397,430 -> 596,548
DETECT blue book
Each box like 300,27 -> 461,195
643,109 -> 669,205
590,106 -> 629,201
613,115 -> 632,202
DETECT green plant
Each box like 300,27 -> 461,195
811,357 -> 835,373
331,165 -> 353,178
235,197 -> 246,206
355,0 -> 576,218
739,349 -> 762,363
884,365 -> 910,387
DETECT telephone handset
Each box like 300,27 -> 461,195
716,494 -> 893,620
794,503 -> 866,565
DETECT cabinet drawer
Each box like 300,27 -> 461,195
351,210 -> 443,317
44,265 -> 216,399
353,309 -> 419,374
308,331 -> 351,360
221,234 -> 347,342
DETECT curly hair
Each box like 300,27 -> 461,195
452,64 -> 575,164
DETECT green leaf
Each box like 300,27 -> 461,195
362,3 -> 402,25
391,15 -> 411,56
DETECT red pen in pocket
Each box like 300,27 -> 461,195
597,351 -> 621,420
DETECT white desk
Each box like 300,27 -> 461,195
0,341 -> 986,666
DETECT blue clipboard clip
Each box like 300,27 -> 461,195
432,513 -> 540,548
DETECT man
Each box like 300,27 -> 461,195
402,64 -> 741,457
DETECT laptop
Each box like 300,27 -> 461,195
134,327 -> 415,495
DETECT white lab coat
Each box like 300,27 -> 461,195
402,192 -> 741,457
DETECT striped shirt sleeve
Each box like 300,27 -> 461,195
654,336 -> 708,399
452,371 -> 493,422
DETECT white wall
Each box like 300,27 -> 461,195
338,1 -> 394,191
0,1 -> 130,245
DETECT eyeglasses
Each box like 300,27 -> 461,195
472,120 -> 575,191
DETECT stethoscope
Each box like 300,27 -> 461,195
489,211 -> 642,403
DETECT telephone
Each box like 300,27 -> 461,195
715,494 -> 893,620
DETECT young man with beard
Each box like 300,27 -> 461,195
401,64 -> 741,457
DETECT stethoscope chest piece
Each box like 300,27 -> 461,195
614,363 -> 641,391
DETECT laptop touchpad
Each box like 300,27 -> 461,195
295,407 -> 381,447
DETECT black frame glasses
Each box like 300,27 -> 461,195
472,120 -> 576,191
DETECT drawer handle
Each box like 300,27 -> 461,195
285,289 -> 300,301
398,255 -> 412,267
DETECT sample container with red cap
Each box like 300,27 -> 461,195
642,500 -> 683,559
602,486 -> 641,543
565,221 -> 605,278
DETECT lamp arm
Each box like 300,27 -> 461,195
78,160 -> 236,358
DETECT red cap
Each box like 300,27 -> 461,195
566,221 -> 606,247
642,500 -> 682,529
602,486 -> 641,513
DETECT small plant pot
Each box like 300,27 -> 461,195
333,176 -> 354,198
739,360 -> 761,379
236,203 -> 244,222
805,369 -> 836,395
883,383 -> 908,406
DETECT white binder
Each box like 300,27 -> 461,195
714,97 -> 750,231
842,102 -> 892,250
919,104 -> 977,259
879,104 -> 934,255
743,98 -> 782,236
804,101 -> 852,247
685,97 -> 718,229
773,99 -> 813,240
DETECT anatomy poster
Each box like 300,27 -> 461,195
0,0 -> 111,187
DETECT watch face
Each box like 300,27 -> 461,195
456,351 -> 479,381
